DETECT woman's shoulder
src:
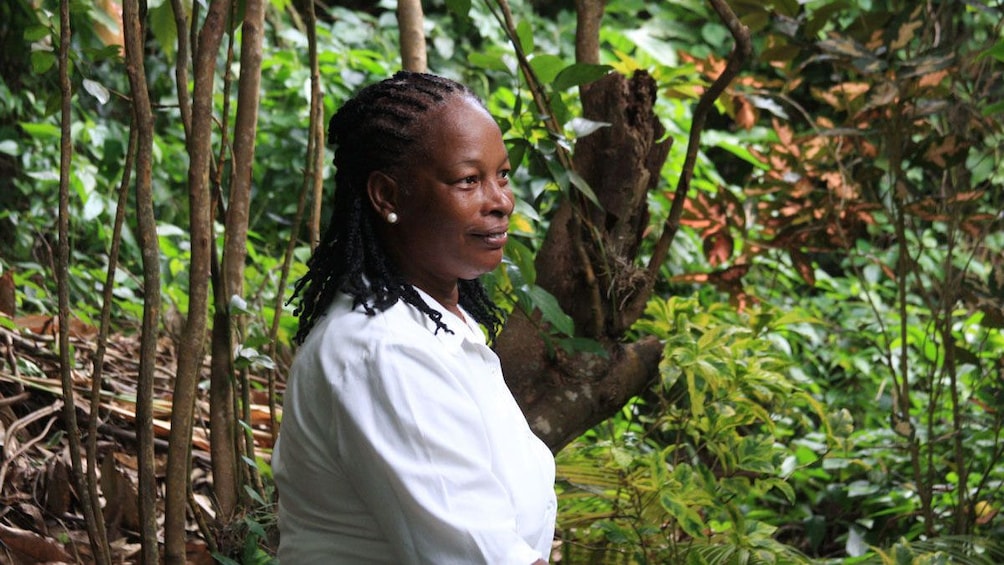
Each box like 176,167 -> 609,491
301,293 -> 443,352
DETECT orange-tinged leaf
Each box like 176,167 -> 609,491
891,18 -> 923,50
918,69 -> 950,88
703,230 -> 734,267
734,95 -> 756,130
790,249 -> 816,286
773,117 -> 794,147
924,135 -> 960,167
947,189 -> 986,203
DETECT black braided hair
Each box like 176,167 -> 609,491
290,71 -> 506,345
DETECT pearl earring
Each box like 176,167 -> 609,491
386,212 -> 399,224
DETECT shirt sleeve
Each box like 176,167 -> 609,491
321,335 -> 543,565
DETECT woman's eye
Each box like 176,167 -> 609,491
461,175 -> 479,185
499,169 -> 510,180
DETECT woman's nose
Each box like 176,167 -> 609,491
486,179 -> 514,217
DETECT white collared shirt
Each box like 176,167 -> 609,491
272,289 -> 557,564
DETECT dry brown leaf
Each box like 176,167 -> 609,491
0,523 -> 74,563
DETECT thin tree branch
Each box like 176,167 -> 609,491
266,0 -> 325,440
169,0 -> 192,136
646,0 -> 751,277
57,1 -> 111,562
84,109 -> 136,565
164,0 -> 229,562
485,0 -> 571,170
226,0 -> 268,506
121,0 -> 161,561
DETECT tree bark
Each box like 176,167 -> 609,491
209,0 -> 267,522
58,1 -> 112,562
574,0 -> 603,65
164,1 -> 228,563
498,70 -> 671,450
500,0 -> 751,452
397,0 -> 427,72
122,1 -> 161,562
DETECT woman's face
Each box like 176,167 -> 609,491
375,96 -> 514,297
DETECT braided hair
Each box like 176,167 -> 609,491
290,71 -> 506,345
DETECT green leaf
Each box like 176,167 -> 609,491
516,19 -> 534,53
148,2 -> 179,60
243,484 -> 267,506
979,39 -> 1004,63
444,0 -> 472,18
982,100 -> 1004,117
758,477 -> 796,504
660,492 -> 708,539
567,169 -> 602,209
24,25 -> 51,42
552,63 -> 612,91
504,237 -> 536,285
526,285 -> 574,336
505,137 -> 528,173
468,52 -> 510,73
20,122 -> 61,140
30,51 -> 56,74
528,54 -> 564,85
244,517 -> 267,539
0,140 -> 18,156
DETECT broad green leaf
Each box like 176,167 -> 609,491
528,54 -> 565,85
148,2 -> 178,60
552,63 -> 612,91
516,19 -> 533,54
24,25 -> 51,42
526,285 -> 574,336
468,52 -> 510,73
504,237 -> 536,285
979,39 -> 1004,63
30,51 -> 56,74
20,121 -> 61,140
505,137 -> 528,173
659,493 -> 708,539
567,169 -> 602,209
981,100 -> 1004,117
625,26 -> 678,66
444,0 -> 472,18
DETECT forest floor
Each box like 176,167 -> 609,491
0,315 -> 279,564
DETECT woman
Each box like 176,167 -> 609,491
272,71 -> 557,564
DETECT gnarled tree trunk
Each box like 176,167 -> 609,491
499,0 -> 750,451
497,70 -> 670,451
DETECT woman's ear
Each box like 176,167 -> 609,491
366,171 -> 399,220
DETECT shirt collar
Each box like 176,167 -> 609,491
409,286 -> 486,349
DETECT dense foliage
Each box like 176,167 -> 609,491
1,0 -> 1002,563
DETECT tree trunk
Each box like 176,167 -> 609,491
210,0 -> 267,522
164,1 -> 228,563
58,1 -> 111,562
122,0 -> 161,561
397,0 -> 427,72
498,70 -> 671,451
500,0 -> 750,452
